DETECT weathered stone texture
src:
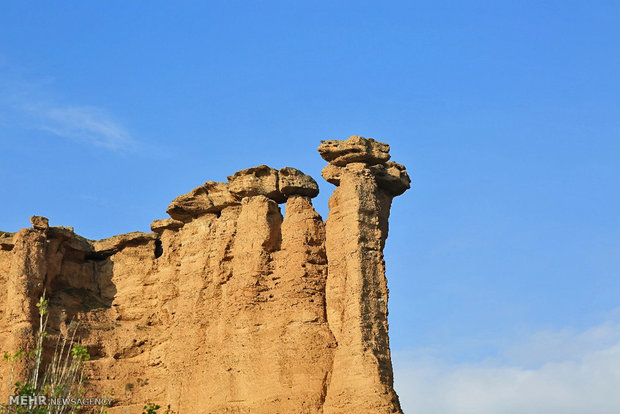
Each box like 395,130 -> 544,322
227,165 -> 286,203
166,181 -> 239,222
318,135 -> 391,166
320,135 -> 409,413
0,136 -> 408,413
278,167 -> 320,198
150,218 -> 184,234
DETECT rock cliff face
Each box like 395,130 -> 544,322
0,136 -> 409,413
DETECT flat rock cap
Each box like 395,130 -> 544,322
151,218 -> 185,233
318,135 -> 391,166
227,165 -> 286,203
278,167 -> 319,198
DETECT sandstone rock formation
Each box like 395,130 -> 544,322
0,136 -> 409,413
318,135 -> 391,166
227,165 -> 286,203
166,181 -> 239,222
150,218 -> 184,234
319,138 -> 410,413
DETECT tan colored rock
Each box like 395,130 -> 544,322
48,226 -> 93,252
278,167 -> 319,197
47,225 -> 75,238
0,232 -> 15,251
227,164 -> 286,203
318,135 -> 391,166
0,137 -> 409,413
322,141 -> 407,413
30,215 -> 49,230
321,136 -> 411,197
166,185 -> 213,221
370,161 -> 412,196
93,231 -> 158,255
321,163 -> 343,185
150,218 -> 184,233
1,227 -> 47,395
203,180 -> 239,209
166,181 -> 239,222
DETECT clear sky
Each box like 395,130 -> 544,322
1,2 -> 619,412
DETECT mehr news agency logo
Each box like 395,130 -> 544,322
8,395 -> 112,408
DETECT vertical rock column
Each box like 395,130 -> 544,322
2,216 -> 49,390
268,169 -> 336,412
319,136 -> 410,414
155,165 -> 335,413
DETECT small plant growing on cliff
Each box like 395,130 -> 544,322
142,403 -> 160,414
1,293 -> 91,414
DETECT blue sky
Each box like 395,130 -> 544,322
1,2 -> 619,412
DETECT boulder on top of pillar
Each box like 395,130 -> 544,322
227,165 -> 287,203
318,135 -> 411,196
318,135 -> 391,166
278,167 -> 319,198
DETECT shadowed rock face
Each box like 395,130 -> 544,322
278,167 -> 320,198
0,137 -> 408,414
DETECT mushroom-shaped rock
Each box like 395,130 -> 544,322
370,161 -> 411,196
318,135 -> 390,166
227,165 -> 286,203
278,167 -> 319,198
151,218 -> 185,234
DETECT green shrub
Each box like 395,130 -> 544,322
1,293 -> 91,414
142,403 -> 159,414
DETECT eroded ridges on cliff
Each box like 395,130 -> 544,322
0,218 -> 47,397
0,137 -> 408,414
0,214 -> 164,402
150,168 -> 331,412
0,217 -> 163,400
320,135 -> 409,413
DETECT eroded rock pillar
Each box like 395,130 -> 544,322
320,136 -> 410,414
2,216 -> 49,393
